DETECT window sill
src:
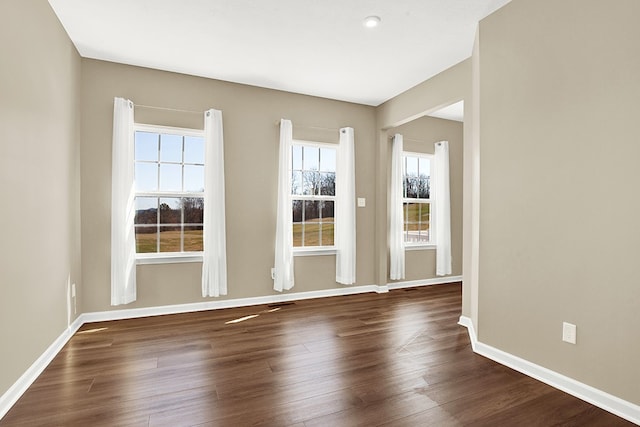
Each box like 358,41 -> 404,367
405,244 -> 436,251
136,253 -> 203,265
293,247 -> 337,257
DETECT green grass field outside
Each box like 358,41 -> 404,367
404,202 -> 430,234
136,230 -> 203,253
404,202 -> 429,222
293,219 -> 334,247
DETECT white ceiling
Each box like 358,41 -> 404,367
428,101 -> 464,122
48,0 -> 510,109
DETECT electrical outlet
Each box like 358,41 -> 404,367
357,198 -> 366,207
71,283 -> 76,298
271,268 -> 276,280
562,322 -> 576,344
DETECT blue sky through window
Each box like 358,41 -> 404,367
135,131 -> 205,193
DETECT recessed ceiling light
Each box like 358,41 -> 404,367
363,16 -> 381,28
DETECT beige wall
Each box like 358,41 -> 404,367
375,60 -> 471,314
478,0 -> 640,404
0,0 -> 82,396
387,117 -> 464,281
80,59 -> 377,312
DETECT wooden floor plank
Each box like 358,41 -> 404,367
1,283 -> 634,426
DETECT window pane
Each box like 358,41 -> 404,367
184,136 -> 204,164
403,202 -> 431,244
405,175 -> 418,198
321,219 -> 334,246
419,157 -> 430,178
303,146 -> 319,171
292,200 -> 303,223
184,225 -> 203,252
160,134 -> 182,162
405,222 -> 421,243
303,223 -> 320,247
292,221 -> 303,247
320,148 -> 336,172
417,221 -> 430,243
304,200 -> 320,222
184,165 -> 204,192
292,145 -> 303,170
159,226 -> 182,252
406,156 -> 418,177
404,202 -> 419,222
292,171 -> 303,195
419,177 -> 430,199
419,203 -> 430,223
320,172 -> 335,196
135,197 -> 157,225
135,132 -> 158,161
135,226 -> 157,253
135,163 -> 158,192
159,164 -> 182,191
321,200 -> 334,220
159,198 -> 181,225
303,171 -> 319,195
419,203 -> 430,243
183,197 -> 204,224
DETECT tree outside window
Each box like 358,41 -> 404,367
133,128 -> 205,254
291,143 -> 336,247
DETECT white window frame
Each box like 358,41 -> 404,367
402,151 -> 436,250
291,139 -> 338,256
134,123 -> 205,264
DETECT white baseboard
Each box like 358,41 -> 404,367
387,275 -> 462,290
82,284 -> 381,323
458,316 -> 640,425
0,279 -> 462,421
457,315 -> 477,351
83,278 -> 462,324
0,316 -> 84,420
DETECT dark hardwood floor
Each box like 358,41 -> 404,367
1,283 -> 634,426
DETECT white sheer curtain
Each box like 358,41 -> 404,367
389,134 -> 405,280
434,140 -> 452,276
335,127 -> 356,285
202,109 -> 228,297
111,97 -> 136,305
274,119 -> 295,291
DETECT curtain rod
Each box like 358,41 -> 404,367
275,120 -> 341,133
134,103 -> 204,115
390,135 -> 430,144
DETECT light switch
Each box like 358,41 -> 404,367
357,198 -> 366,207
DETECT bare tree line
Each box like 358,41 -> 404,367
135,197 -> 203,233
292,171 -> 335,222
404,174 -> 430,199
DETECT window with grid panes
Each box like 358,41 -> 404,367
133,125 -> 205,254
291,141 -> 337,248
402,152 -> 432,244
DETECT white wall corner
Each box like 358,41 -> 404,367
458,316 -> 640,425
0,315 -> 84,420
457,315 -> 477,351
